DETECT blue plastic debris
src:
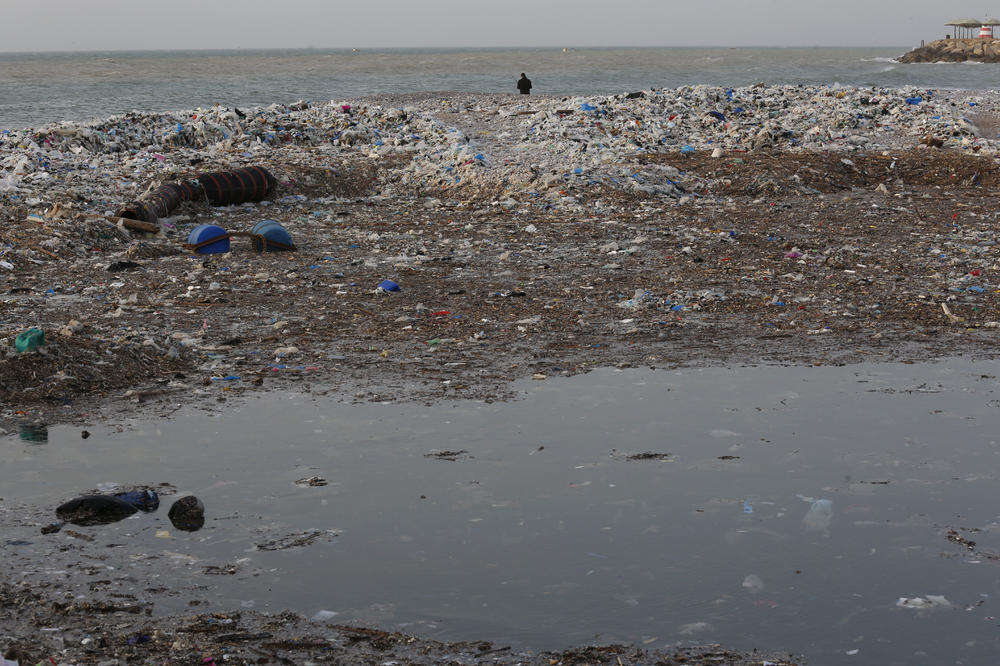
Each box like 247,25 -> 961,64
905,96 -> 923,105
680,145 -> 695,155
708,110 -> 726,122
377,279 -> 401,292
580,103 -> 597,111
115,490 -> 160,512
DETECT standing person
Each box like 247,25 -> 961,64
517,73 -> 532,95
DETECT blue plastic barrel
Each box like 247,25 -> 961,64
187,224 -> 230,254
251,220 -> 294,252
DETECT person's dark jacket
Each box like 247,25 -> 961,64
517,76 -> 532,94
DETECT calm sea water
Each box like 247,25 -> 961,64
0,46 -> 995,128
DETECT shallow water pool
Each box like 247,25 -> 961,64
4,359 -> 1000,664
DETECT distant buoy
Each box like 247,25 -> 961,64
980,25 -> 993,38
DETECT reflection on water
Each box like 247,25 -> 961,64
3,359 -> 1000,663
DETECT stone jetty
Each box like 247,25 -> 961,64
898,37 -> 1000,63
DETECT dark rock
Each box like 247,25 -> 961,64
107,260 -> 141,272
168,495 -> 205,532
56,495 -> 138,526
3,646 -> 32,665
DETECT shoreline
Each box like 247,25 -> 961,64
0,591 -> 802,666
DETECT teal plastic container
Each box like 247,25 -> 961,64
251,220 -> 294,252
187,224 -> 230,254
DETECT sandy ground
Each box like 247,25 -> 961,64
4,90 -> 1000,664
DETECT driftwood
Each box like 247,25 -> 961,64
73,213 -> 160,234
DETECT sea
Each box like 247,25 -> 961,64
1,45 -> 998,129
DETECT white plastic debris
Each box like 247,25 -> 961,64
804,498 -> 833,531
742,574 -> 765,592
896,595 -> 951,609
678,621 -> 714,635
312,609 -> 340,622
2,86 -> 987,220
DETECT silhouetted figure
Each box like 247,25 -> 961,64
517,73 -> 532,95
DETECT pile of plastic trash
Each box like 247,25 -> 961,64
0,85 -> 992,216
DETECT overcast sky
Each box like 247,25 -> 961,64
2,1 -> 986,52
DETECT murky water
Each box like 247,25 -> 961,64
4,359 -> 1000,663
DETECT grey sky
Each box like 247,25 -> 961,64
2,1 -> 985,52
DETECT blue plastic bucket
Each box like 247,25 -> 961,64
251,220 -> 294,252
187,224 -> 230,254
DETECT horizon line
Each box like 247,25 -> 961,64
0,44 -> 914,56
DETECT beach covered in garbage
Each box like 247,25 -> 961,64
3,84 -> 1000,663
3,84 -> 1000,428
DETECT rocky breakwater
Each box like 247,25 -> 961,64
898,37 -> 1000,63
